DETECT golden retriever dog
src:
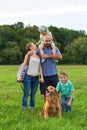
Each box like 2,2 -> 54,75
39,86 -> 61,119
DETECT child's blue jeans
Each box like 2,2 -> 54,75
61,95 -> 72,112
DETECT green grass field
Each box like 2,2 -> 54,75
0,65 -> 87,130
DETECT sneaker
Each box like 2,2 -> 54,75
22,106 -> 26,110
42,59 -> 45,62
29,107 -> 34,113
54,60 -> 58,62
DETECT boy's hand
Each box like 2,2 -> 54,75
67,100 -> 71,106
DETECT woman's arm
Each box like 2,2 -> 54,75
18,54 -> 29,82
39,64 -> 44,83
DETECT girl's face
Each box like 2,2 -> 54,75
41,31 -> 47,35
60,74 -> 68,84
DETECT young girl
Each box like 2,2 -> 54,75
36,25 -> 56,60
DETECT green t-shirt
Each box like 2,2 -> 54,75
56,80 -> 74,97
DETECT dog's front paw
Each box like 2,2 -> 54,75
38,111 -> 43,116
44,114 -> 49,119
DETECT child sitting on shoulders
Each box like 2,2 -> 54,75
36,25 -> 56,61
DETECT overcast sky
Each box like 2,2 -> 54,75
0,0 -> 87,31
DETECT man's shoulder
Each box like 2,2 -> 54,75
36,48 -> 40,54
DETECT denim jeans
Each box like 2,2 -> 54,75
22,76 -> 39,109
61,95 -> 72,112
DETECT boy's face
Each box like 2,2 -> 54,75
60,74 -> 67,84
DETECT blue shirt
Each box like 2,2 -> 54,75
36,47 -> 61,76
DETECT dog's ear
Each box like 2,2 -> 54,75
55,89 -> 59,97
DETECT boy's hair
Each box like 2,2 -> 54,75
60,71 -> 68,77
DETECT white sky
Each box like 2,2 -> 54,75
0,0 -> 87,31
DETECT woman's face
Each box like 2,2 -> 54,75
30,43 -> 37,50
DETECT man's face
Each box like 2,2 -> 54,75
44,36 -> 52,47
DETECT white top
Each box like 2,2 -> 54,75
27,56 -> 40,76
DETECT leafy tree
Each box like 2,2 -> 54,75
0,45 -> 22,64
62,37 -> 87,64
14,22 -> 24,29
0,22 -> 87,64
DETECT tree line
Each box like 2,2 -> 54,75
0,22 -> 87,65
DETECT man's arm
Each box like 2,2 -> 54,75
41,53 -> 62,60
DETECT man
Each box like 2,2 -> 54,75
36,34 -> 62,101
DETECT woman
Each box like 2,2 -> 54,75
18,42 -> 44,112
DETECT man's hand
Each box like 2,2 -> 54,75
41,53 -> 49,59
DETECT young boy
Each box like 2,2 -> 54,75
56,71 -> 74,112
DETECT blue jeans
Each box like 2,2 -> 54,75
61,96 -> 72,112
22,76 -> 39,109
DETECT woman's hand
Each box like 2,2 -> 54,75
17,76 -> 23,83
40,77 -> 44,83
